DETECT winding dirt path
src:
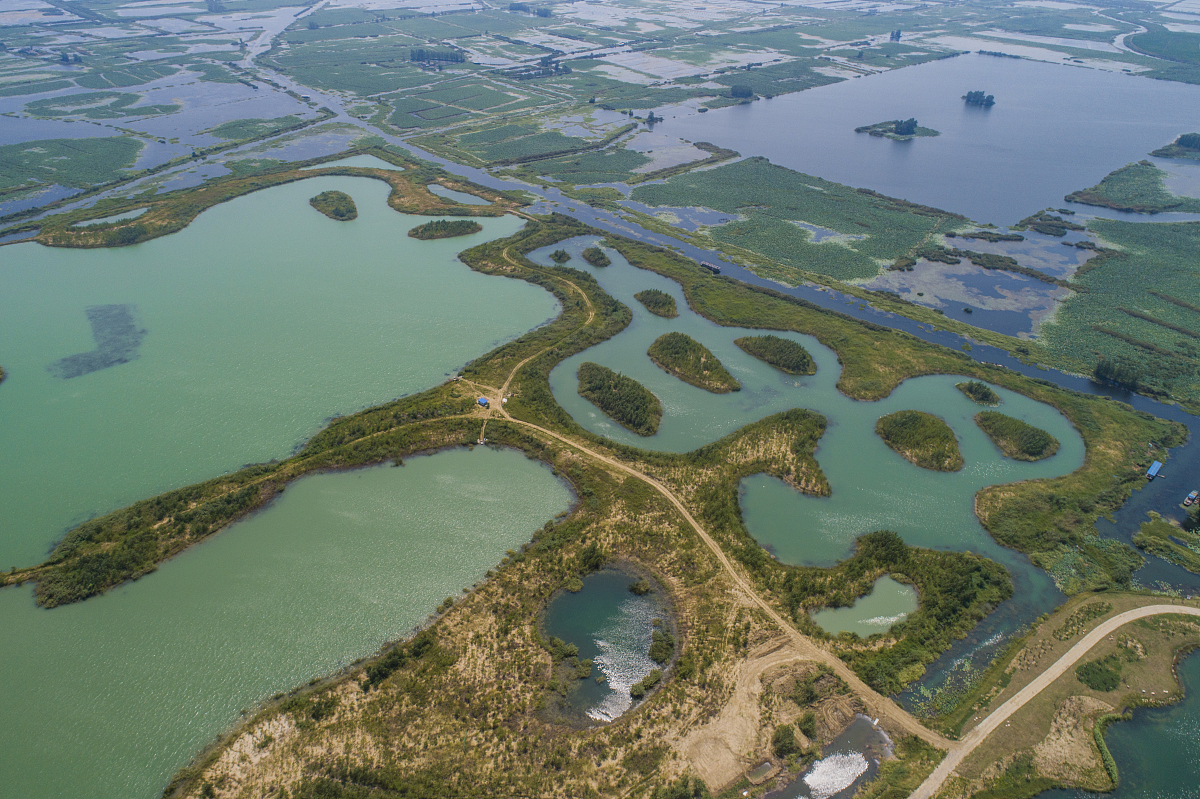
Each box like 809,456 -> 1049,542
910,604 -> 1200,799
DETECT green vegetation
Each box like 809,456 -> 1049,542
634,289 -> 678,318
582,246 -> 611,267
408,219 -> 483,239
855,119 -> 940,140
550,248 -> 571,263
1065,161 -> 1200,214
1015,211 -> 1085,237
1076,653 -> 1121,691
853,736 -> 945,799
631,157 -> 963,281
0,137 -> 142,190
957,380 -> 999,405
1151,133 -> 1200,161
25,91 -> 178,119
975,412 -> 1060,461
1132,511 -> 1200,575
734,335 -> 815,376
1053,601 -> 1112,641
630,668 -> 662,699
964,90 -> 995,107
204,116 -> 307,141
876,410 -> 963,471
1128,28 -> 1200,66
918,245 -> 1071,288
576,362 -> 662,436
309,190 -> 357,221
771,724 -> 800,757
647,332 -> 741,394
649,627 -> 675,664
629,578 -> 651,595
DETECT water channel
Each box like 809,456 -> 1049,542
0,448 -> 572,799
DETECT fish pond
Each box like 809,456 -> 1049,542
811,576 -> 918,638
0,447 -> 572,799
0,175 -> 557,570
541,566 -> 670,723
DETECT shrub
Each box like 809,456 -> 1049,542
772,724 -> 799,757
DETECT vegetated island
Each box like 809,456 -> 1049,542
956,380 -> 1000,405
855,118 -> 939,141
1150,132 -> 1200,161
963,90 -> 995,106
633,288 -> 678,318
582,246 -> 611,267
408,219 -> 483,240
550,248 -> 571,263
309,190 -> 357,221
876,409 -> 964,471
1014,210 -> 1086,237
1064,160 -> 1200,214
1133,511 -> 1200,574
647,331 -> 741,394
975,410 -> 1060,461
735,334 -> 816,375
576,361 -> 662,436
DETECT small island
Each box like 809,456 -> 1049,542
735,335 -> 816,376
963,90 -> 995,107
1133,511 -> 1200,575
956,380 -> 1000,405
1150,132 -> 1200,161
582,246 -> 611,267
634,289 -> 678,318
975,411 -> 1059,461
855,118 -> 939,141
876,410 -> 964,471
576,362 -> 662,436
408,219 -> 483,240
550,249 -> 571,263
647,332 -> 741,394
309,190 -> 357,221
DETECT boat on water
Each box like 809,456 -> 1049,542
1186,490 -> 1198,506
700,261 -> 721,273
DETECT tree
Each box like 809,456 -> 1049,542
730,84 -> 753,98
772,724 -> 799,757
894,118 -> 918,136
1178,132 -> 1200,150
307,19 -> 318,29
536,6 -> 551,16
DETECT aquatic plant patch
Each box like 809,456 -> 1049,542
26,91 -> 179,119
1065,160 -> 1200,214
0,137 -> 143,190
47,305 -> 147,380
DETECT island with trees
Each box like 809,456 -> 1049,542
308,190 -> 357,221
975,411 -> 1060,461
633,289 -> 678,318
550,248 -> 571,263
735,334 -> 816,375
956,380 -> 1000,405
576,361 -> 662,436
582,246 -> 611,267
855,118 -> 940,141
876,410 -> 964,471
647,332 -> 741,393
1151,132 -> 1200,161
964,90 -> 996,106
407,219 -> 483,240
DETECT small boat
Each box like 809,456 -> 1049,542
700,261 -> 721,273
1185,490 -> 1198,506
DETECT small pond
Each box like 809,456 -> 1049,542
541,566 -> 668,723
811,576 -> 918,638
428,184 -> 491,205
765,715 -> 891,799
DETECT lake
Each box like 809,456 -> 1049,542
0,448 -> 572,799
812,576 -> 919,638
0,176 -> 557,570
666,54 -> 1200,225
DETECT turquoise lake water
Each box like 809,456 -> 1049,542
812,576 -> 919,638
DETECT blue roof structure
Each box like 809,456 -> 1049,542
478,397 -> 488,406
1147,460 -> 1162,477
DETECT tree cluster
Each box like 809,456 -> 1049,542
964,90 -> 995,107
576,362 -> 662,436
1093,357 -> 1141,390
1177,132 -> 1200,150
734,334 -> 815,375
893,118 -> 918,136
410,48 -> 465,63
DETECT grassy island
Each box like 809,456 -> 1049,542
647,332 -> 741,394
855,119 -> 939,141
1133,511 -> 1200,574
957,380 -> 1000,405
876,410 -> 964,471
735,334 -> 816,375
550,248 -> 571,263
576,361 -> 662,436
1064,161 -> 1200,214
976,411 -> 1060,461
582,246 -> 611,267
408,219 -> 483,240
1150,133 -> 1200,161
308,190 -> 357,221
633,289 -> 678,318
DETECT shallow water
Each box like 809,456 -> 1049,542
541,567 -> 664,722
0,448 -> 572,799
811,576 -> 918,637
0,176 -> 557,569
765,715 -> 891,799
428,183 -> 491,205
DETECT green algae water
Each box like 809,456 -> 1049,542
812,576 -> 918,638
0,176 -> 555,569
0,448 -> 571,799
